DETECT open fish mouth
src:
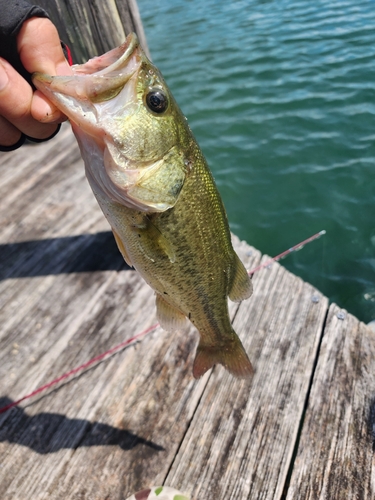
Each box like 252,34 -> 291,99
32,33 -> 142,136
33,34 -> 186,213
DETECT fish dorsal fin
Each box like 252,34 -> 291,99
228,253 -> 253,302
155,293 -> 189,332
112,229 -> 133,267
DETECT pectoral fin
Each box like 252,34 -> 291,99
137,216 -> 176,264
228,254 -> 252,302
155,293 -> 189,332
112,229 -> 133,267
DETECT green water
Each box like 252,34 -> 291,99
137,0 -> 375,323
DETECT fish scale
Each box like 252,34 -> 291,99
33,32 -> 253,379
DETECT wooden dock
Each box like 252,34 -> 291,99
1,125 -> 374,499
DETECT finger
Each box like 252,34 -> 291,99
0,57 -> 59,140
0,115 -> 23,148
18,17 -> 73,124
31,90 -> 66,123
18,17 -> 72,76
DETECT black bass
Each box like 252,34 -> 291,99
33,33 -> 253,378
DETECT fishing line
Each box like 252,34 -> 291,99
0,230 -> 325,415
0,324 -> 159,415
248,230 -> 326,275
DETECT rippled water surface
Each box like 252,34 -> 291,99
138,0 -> 375,322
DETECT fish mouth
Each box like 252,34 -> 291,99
32,33 -> 142,139
33,34 -> 183,213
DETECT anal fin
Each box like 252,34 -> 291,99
155,293 -> 189,332
228,253 -> 253,302
112,229 -> 133,268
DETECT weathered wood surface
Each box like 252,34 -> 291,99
165,261 -> 328,499
286,305 -> 375,499
34,0 -> 150,63
0,127 -> 374,499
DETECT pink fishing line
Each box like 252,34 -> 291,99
248,230 -> 326,275
0,230 -> 325,414
0,324 -> 159,414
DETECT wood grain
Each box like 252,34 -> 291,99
1,101 -> 373,500
165,259 -> 329,500
35,0 -> 150,63
285,304 -> 375,500
0,128 -> 261,499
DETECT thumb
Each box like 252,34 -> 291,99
17,17 -> 72,77
17,17 -> 73,123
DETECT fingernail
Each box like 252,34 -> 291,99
32,92 -> 57,122
0,60 -> 9,91
38,99 -> 55,119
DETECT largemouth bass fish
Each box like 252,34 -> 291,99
33,33 -> 253,378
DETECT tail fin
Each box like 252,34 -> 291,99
193,334 -> 254,379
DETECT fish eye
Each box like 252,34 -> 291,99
145,89 -> 168,114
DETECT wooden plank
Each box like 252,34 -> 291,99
35,0 -> 150,63
115,0 -> 150,58
165,259 -> 329,499
0,126 -> 86,244
0,128 -> 262,498
285,304 -> 375,500
0,250 -> 260,499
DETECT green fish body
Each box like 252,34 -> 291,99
33,33 -> 253,378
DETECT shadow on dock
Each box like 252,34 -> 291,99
0,397 -> 163,454
0,231 -> 132,280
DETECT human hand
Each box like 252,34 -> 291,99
0,16 -> 72,150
